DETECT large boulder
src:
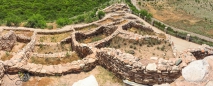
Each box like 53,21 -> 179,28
72,75 -> 98,86
182,60 -> 209,82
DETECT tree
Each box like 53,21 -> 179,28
25,14 -> 46,28
97,10 -> 105,19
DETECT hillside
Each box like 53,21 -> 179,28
0,0 -> 110,28
132,0 -> 213,38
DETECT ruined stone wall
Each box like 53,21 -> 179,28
0,31 -> 16,51
187,44 -> 213,59
71,32 -> 93,58
6,56 -> 97,75
0,62 -> 4,85
122,21 -> 154,32
16,34 -> 31,43
97,48 -> 181,85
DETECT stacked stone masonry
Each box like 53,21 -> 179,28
0,3 -> 213,85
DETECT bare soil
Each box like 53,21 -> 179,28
21,66 -> 122,86
98,18 -> 114,24
34,43 -> 71,53
36,32 -> 72,43
29,52 -> 79,65
76,24 -> 99,32
107,36 -> 175,60
79,34 -> 107,43
127,27 -> 156,36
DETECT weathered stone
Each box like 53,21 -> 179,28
146,63 -> 157,72
182,60 -> 209,82
72,75 -> 98,86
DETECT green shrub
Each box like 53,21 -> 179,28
5,14 -> 21,26
25,14 -> 46,28
56,18 -> 70,26
97,11 -> 105,19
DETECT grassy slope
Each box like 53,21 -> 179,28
136,0 -> 213,38
0,0 -> 109,22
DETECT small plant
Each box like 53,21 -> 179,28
39,44 -> 43,49
133,46 -> 137,50
66,52 -> 70,57
161,45 -> 165,51
51,36 -> 56,42
130,45 -> 133,48
124,42 -> 127,45
157,46 -> 160,50
6,52 -> 10,57
153,53 -> 155,55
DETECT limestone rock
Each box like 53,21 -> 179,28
182,60 -> 209,82
72,75 -> 98,86
146,63 -> 157,72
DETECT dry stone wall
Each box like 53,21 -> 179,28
0,31 -> 16,51
96,48 -> 181,85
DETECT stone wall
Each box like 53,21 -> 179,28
122,21 -> 154,32
0,31 -> 16,51
96,48 -> 181,85
16,34 -> 31,43
0,62 -> 4,85
6,56 -> 97,76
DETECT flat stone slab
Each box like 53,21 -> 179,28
182,60 -> 209,82
72,75 -> 98,86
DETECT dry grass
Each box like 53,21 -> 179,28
95,66 -> 122,86
29,52 -> 80,65
36,32 -> 71,42
1,52 -> 13,61
11,42 -> 27,52
127,27 -> 156,35
107,36 -> 174,60
98,18 -> 113,24
76,24 -> 99,32
79,34 -> 107,43
34,43 -> 71,53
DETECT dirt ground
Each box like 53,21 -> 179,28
107,36 -> 175,61
36,33 -> 72,43
34,43 -> 71,53
18,66 -> 122,86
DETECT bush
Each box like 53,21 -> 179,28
25,14 -> 46,28
97,11 -> 105,19
56,18 -> 70,26
5,14 -> 21,26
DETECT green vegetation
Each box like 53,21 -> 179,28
0,0 -> 110,28
97,11 -> 106,19
125,0 -> 152,22
25,14 -> 47,28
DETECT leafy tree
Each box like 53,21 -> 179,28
25,14 -> 46,28
97,11 -> 105,19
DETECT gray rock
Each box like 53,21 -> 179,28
182,60 -> 209,82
